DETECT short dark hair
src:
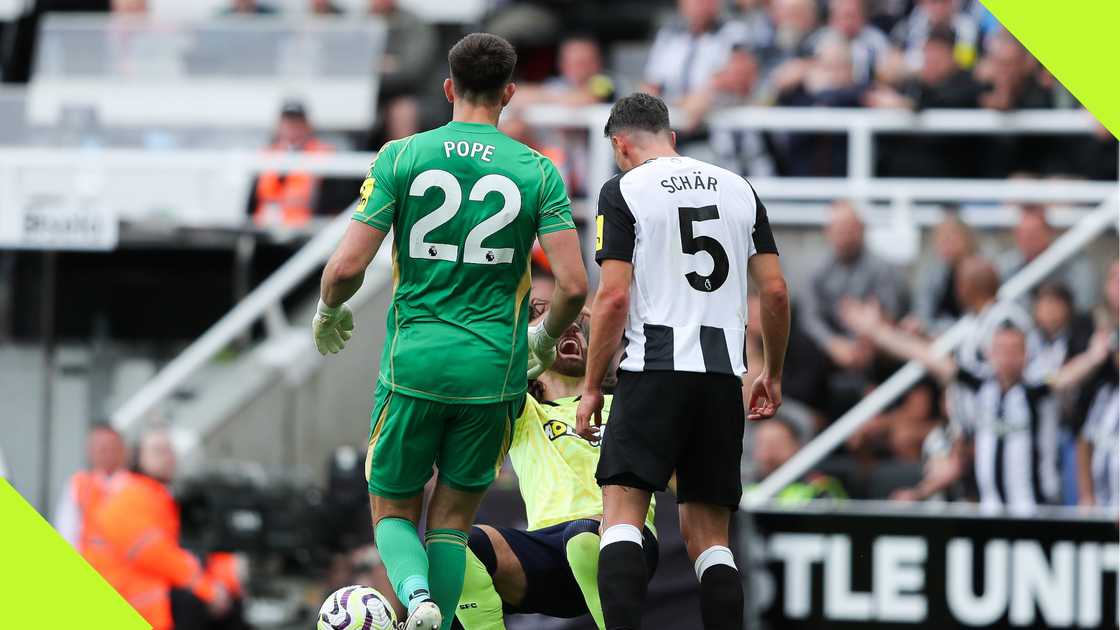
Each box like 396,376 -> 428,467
994,321 -> 1027,339
926,24 -> 957,48
604,92 -> 671,137
1036,281 -> 1074,309
448,33 -> 517,104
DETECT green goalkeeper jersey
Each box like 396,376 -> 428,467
353,121 -> 576,404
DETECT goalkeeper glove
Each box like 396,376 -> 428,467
526,321 -> 559,379
312,300 -> 354,355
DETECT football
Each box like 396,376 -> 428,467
316,585 -> 398,630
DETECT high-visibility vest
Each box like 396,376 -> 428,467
253,138 -> 334,227
70,470 -> 123,553
84,473 -> 216,630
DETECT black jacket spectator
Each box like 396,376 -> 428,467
772,35 -> 866,175
869,25 -> 983,176
875,69 -> 982,176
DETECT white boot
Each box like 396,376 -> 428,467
401,600 -> 441,630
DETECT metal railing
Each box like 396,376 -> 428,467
106,105 -> 1117,441
0,146 -> 1111,232
521,104 -> 1108,196
523,104 -> 1113,270
110,208 -> 350,432
743,193 -> 1120,507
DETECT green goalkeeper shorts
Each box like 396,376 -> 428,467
365,383 -> 523,499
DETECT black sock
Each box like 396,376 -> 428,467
700,564 -> 744,630
599,540 -> 648,630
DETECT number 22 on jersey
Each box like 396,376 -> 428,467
407,169 -> 521,265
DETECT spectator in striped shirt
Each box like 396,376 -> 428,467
844,306 -> 1101,511
807,0 -> 890,85
642,0 -> 752,104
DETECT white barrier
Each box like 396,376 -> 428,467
522,104 -> 1114,271
28,15 -> 387,130
0,148 -> 373,230
521,104 -> 1109,198
0,146 -> 1111,233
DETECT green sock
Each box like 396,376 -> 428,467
375,517 -> 431,615
455,549 -> 507,630
565,531 -> 605,630
425,528 -> 470,630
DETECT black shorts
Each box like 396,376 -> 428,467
597,370 -> 745,509
487,520 -> 659,618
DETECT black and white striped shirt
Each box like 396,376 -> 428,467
644,19 -> 751,102
1080,380 -> 1119,508
595,156 -> 778,376
954,367 -> 1061,512
945,302 -> 1033,428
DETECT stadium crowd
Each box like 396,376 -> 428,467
1,3 -> 1109,627
733,202 -> 1118,508
4,0 -> 1116,183
526,199 -> 1119,509
8,0 -> 1111,511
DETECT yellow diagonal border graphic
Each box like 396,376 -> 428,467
0,481 -> 150,629
982,0 -> 1120,138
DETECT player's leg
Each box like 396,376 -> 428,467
675,373 -> 746,630
562,519 -> 604,628
365,386 -> 444,624
678,503 -> 740,630
455,525 -> 524,630
424,483 -> 485,630
564,518 -> 660,630
427,396 -> 521,630
469,525 -> 527,606
598,485 -> 654,630
596,371 -> 678,630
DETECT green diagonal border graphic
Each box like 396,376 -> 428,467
982,0 -> 1120,138
0,481 -> 150,629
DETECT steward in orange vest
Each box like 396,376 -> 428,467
52,424 -> 126,551
254,101 -> 334,227
83,430 -> 230,630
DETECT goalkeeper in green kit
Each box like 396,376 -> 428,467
314,33 -> 588,630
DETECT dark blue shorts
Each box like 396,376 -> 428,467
486,520 -> 659,618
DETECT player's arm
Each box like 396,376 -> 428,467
536,228 -> 589,340
747,253 -> 789,420
314,144 -> 398,355
577,259 -> 632,438
528,156 -> 588,378
576,176 -> 636,436
313,222 -> 387,355
321,222 -> 387,307
746,191 -> 789,421
586,260 -> 631,388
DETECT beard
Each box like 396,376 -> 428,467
551,355 -> 586,377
